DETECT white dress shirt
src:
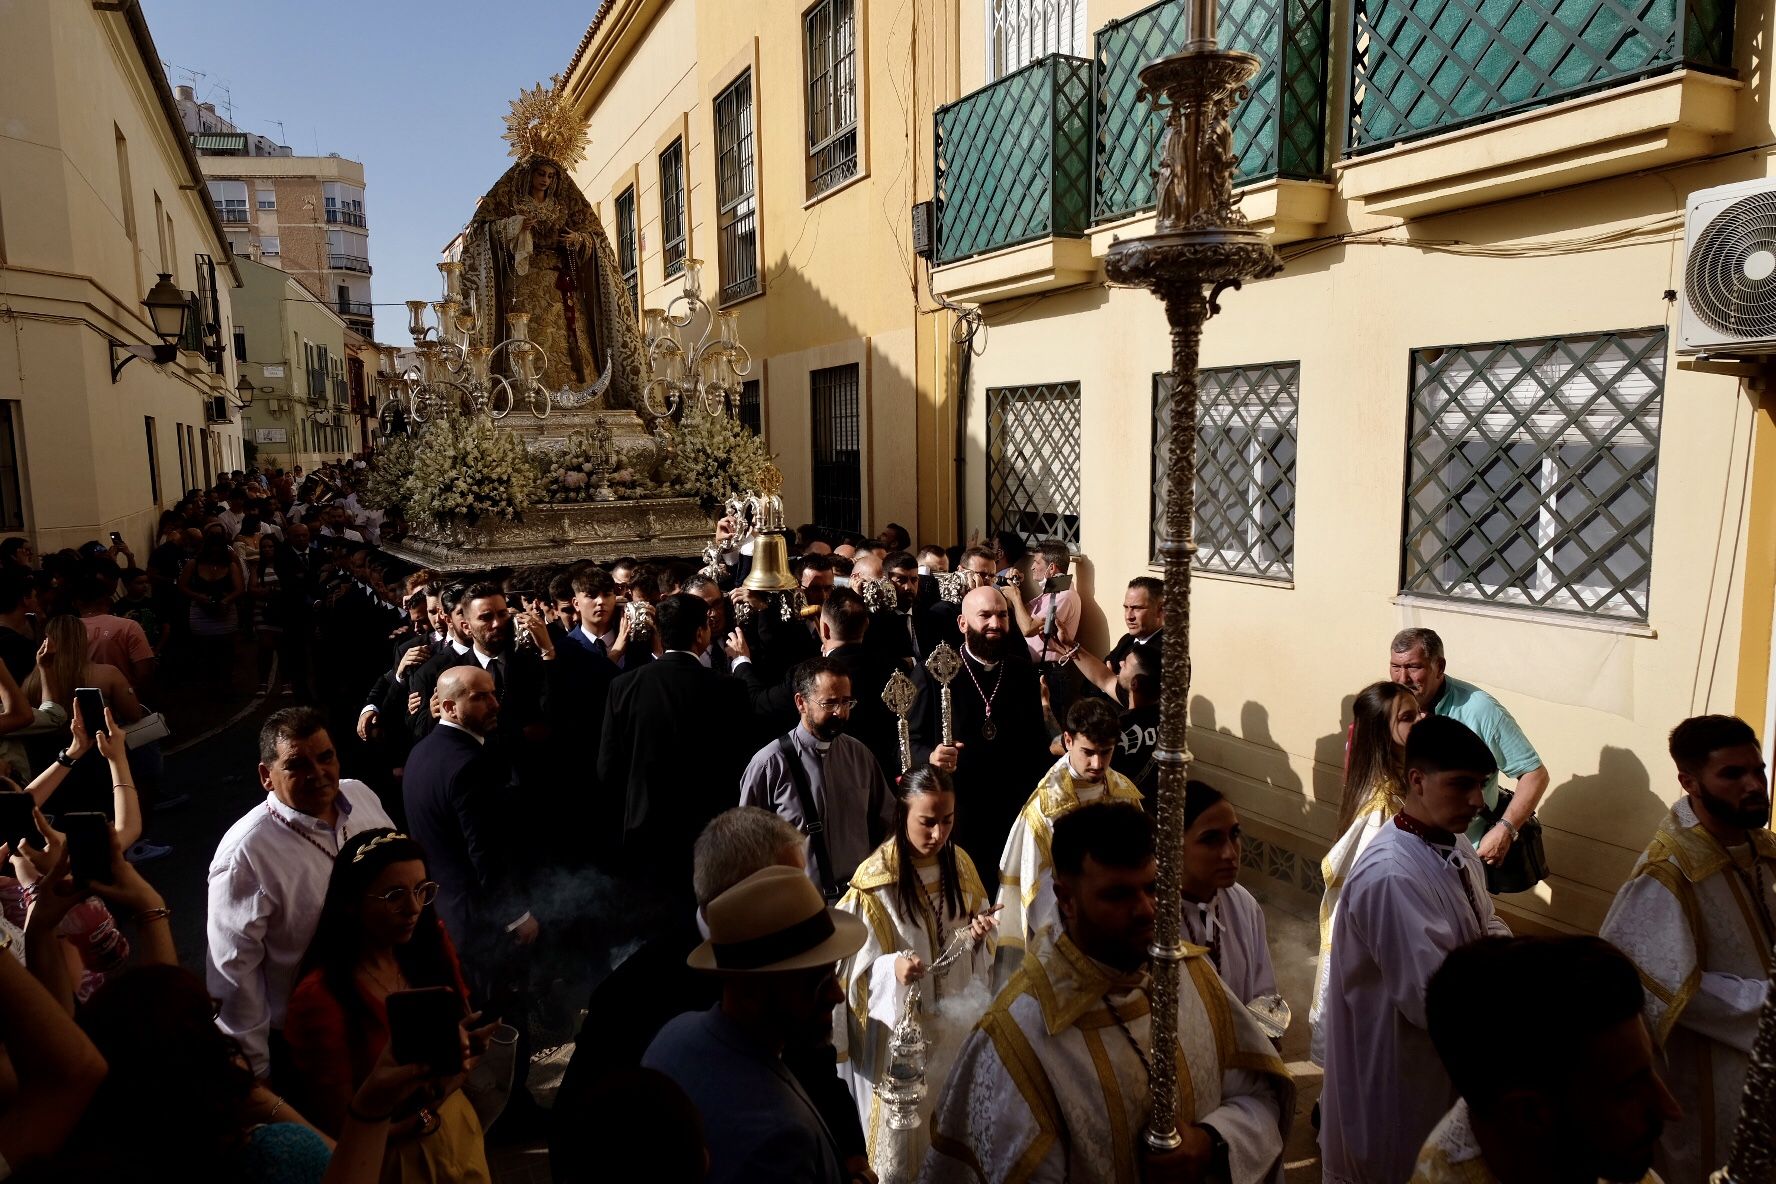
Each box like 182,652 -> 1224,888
205,780 -> 394,1079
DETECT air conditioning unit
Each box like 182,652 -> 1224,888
207,394 -> 232,424
1680,179 -> 1776,355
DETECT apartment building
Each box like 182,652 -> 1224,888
932,0 -> 1770,932
175,87 -> 377,342
233,256 -> 355,473
0,1 -> 244,552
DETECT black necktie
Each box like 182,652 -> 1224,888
488,656 -> 506,701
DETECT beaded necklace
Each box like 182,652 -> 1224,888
264,800 -> 345,860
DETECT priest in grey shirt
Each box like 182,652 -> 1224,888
739,656 -> 895,900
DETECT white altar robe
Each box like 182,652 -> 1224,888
995,756 -> 1143,984
1409,1100 -> 1664,1184
919,930 -> 1293,1184
1180,883 -> 1277,1006
1598,798 -> 1775,1182
835,841 -> 995,1180
1319,821 -> 1510,1184
1310,780 -> 1397,1066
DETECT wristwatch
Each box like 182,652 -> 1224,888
53,749 -> 76,769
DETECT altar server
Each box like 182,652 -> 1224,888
1177,781 -> 1276,1007
1319,716 -> 1511,1184
922,802 -> 1291,1184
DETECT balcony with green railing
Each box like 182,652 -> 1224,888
933,54 -> 1093,266
1346,0 -> 1736,153
1093,0 -> 1330,224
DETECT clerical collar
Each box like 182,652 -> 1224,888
962,643 -> 999,671
1394,811 -> 1457,847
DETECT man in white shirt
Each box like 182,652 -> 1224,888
206,707 -> 395,1081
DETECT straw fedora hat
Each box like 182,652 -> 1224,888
688,865 -> 867,974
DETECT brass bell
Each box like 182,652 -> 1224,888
744,532 -> 799,593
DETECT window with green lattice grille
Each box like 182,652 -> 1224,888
1401,329 -> 1666,621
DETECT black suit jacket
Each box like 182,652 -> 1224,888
597,652 -> 751,883
402,724 -> 525,956
909,647 -> 1048,882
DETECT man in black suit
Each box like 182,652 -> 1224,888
409,582 -> 558,754
911,584 -> 1048,894
402,664 -> 537,991
405,582 -> 477,741
598,593 -> 751,933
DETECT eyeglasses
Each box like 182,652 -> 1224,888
366,881 -> 440,907
814,698 -> 858,711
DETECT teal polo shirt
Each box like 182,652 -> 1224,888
1429,675 -> 1542,845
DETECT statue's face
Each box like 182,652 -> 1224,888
531,163 -> 558,196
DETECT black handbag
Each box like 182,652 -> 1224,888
1481,787 -> 1550,894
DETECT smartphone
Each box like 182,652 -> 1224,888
385,987 -> 465,1074
63,812 -> 113,888
1045,573 -> 1074,594
74,687 -> 106,739
0,792 -> 41,852
109,531 -> 124,548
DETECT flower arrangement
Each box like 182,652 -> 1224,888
363,434 -> 416,512
542,424 -> 616,502
660,409 -> 773,510
403,415 -> 547,525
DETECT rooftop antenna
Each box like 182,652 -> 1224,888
215,81 -> 234,128
270,120 -> 287,146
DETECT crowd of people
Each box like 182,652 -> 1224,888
0,470 -> 1764,1184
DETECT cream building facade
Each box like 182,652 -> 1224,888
559,0 -> 966,540
932,0 -> 1775,933
0,0 -> 244,554
233,256 -> 354,474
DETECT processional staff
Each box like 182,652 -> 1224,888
923,643 -> 962,749
881,669 -> 918,775
1102,0 -> 1281,1153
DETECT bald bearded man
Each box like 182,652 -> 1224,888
910,585 -> 1049,894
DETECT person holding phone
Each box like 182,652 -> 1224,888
283,829 -> 492,1181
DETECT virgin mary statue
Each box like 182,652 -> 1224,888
458,80 -> 643,409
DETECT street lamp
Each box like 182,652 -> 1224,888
234,374 -> 256,408
110,273 -> 191,382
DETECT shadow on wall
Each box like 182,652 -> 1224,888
1070,555 -> 1108,653
1524,744 -> 1665,921
1189,695 -> 1305,798
1310,693 -> 1359,817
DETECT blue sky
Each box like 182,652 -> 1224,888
140,0 -> 599,343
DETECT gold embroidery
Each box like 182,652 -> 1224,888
1083,1025 -> 1135,1182
1720,862 -> 1776,975
927,1126 -> 989,1182
980,1007 -> 1061,1184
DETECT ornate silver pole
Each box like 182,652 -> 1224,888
883,670 -> 918,775
924,644 -> 961,748
1102,0 -> 1279,1151
1712,944 -> 1776,1182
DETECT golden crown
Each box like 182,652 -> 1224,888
502,75 -> 589,170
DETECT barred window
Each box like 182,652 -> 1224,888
811,365 -> 862,533
714,72 -> 760,304
1152,364 -> 1298,579
1402,329 -> 1665,621
615,186 -> 639,317
987,0 -> 1086,80
659,139 -> 687,279
988,382 -> 1081,549
804,0 -> 858,196
738,378 -> 763,436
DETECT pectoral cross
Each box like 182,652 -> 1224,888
881,669 -> 918,774
924,643 -> 962,748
